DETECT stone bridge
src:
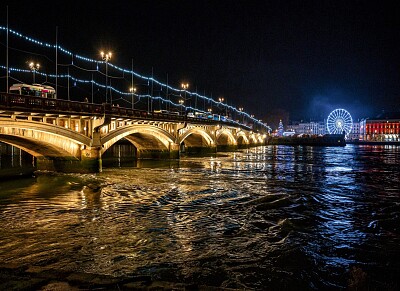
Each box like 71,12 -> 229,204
0,93 -> 266,172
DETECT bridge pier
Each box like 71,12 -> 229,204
81,147 -> 103,173
34,147 -> 103,173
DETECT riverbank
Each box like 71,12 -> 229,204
0,264 -> 236,291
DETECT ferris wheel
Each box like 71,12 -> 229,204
326,109 -> 353,136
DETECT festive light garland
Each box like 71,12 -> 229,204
0,26 -> 270,131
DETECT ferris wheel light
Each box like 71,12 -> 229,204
327,109 -> 353,137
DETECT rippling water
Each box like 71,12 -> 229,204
0,145 -> 399,289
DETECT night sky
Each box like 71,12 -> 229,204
1,0 -> 400,127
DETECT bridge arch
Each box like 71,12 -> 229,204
101,124 -> 177,158
249,134 -> 259,145
216,129 -> 237,146
236,131 -> 250,147
178,127 -> 215,148
0,119 -> 91,159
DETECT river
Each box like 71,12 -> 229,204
0,145 -> 399,290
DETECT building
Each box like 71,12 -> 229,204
348,122 -> 360,140
360,112 -> 400,141
287,121 -> 326,135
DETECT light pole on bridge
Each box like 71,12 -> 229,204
179,99 -> 184,115
129,87 -> 137,110
218,97 -> 228,117
238,107 -> 244,124
100,51 -> 112,104
28,62 -> 40,84
181,83 -> 189,115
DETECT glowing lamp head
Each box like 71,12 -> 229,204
28,62 -> 40,71
100,51 -> 112,61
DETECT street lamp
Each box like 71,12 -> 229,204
181,83 -> 189,90
181,83 -> 189,113
29,62 -> 40,84
100,51 -> 112,104
129,87 -> 136,110
218,97 -> 228,117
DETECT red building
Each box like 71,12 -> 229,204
360,112 -> 400,142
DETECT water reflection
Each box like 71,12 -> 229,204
0,142 -> 35,177
0,145 -> 399,289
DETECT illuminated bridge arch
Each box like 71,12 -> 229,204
236,131 -> 250,145
0,119 -> 91,159
101,124 -> 176,154
216,128 -> 237,146
178,127 -> 215,148
249,134 -> 259,145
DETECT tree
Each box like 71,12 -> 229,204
278,119 -> 284,136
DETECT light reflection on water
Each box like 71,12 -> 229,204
0,145 -> 399,289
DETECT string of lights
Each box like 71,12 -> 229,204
0,26 -> 269,130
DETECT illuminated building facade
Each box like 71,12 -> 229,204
360,113 -> 400,141
287,121 -> 326,135
348,122 -> 360,140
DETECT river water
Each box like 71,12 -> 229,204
0,145 -> 399,290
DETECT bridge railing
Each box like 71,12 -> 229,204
0,92 -> 104,115
0,92 -> 254,131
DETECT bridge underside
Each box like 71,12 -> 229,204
0,134 -> 90,172
237,136 -> 249,149
216,132 -> 238,152
124,133 -> 179,159
181,132 -> 216,155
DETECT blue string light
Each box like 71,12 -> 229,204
0,26 -> 270,131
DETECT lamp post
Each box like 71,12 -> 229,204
29,62 -> 40,84
100,51 -> 112,104
129,87 -> 136,110
218,97 -> 228,117
238,107 -> 244,123
179,99 -> 184,115
181,83 -> 189,112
